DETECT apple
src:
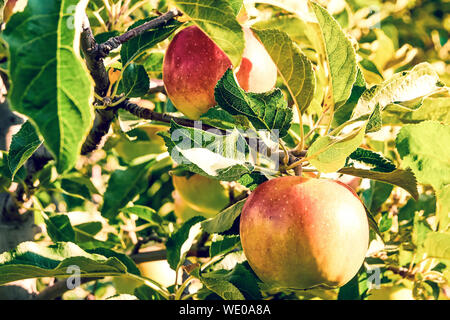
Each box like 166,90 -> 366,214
240,176 -> 369,289
113,125 -> 168,162
172,174 -> 229,215
173,190 -> 217,221
163,25 -> 277,119
337,174 -> 362,192
367,285 -> 414,300
137,260 -> 181,289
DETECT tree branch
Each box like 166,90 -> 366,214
130,247 -> 209,264
80,16 -> 116,155
149,79 -> 166,95
95,8 -> 182,59
119,100 -> 226,133
34,277 -> 101,300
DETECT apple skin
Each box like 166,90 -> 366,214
138,260 -> 181,288
240,176 -> 369,289
172,174 -> 229,215
163,25 -> 277,119
367,286 -> 414,300
337,174 -> 362,192
113,125 -> 168,162
173,190 -> 218,221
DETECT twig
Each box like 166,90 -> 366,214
119,100 -> 225,133
95,9 -> 182,59
149,79 -> 166,95
131,247 -> 209,264
34,277 -> 101,300
385,265 -> 416,281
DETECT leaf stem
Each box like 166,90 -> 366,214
174,275 -> 195,300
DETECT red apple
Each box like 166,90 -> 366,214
163,25 -> 277,119
240,176 -> 369,289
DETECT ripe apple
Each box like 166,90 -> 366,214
240,176 -> 369,289
367,285 -> 414,300
172,174 -> 229,215
163,25 -> 277,119
173,190 -> 217,221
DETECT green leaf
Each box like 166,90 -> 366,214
120,17 -> 182,65
310,2 -> 357,107
118,64 -> 150,98
58,173 -> 100,200
338,273 -> 360,300
437,185 -> 450,232
307,125 -> 366,173
237,172 -> 268,191
166,216 -> 205,270
202,199 -> 245,234
3,0 -> 94,173
365,103 -> 382,133
199,107 -> 237,130
251,14 -> 310,45
121,205 -> 163,225
74,222 -> 102,237
172,0 -> 244,66
332,67 -> 366,127
134,284 -> 163,300
87,247 -> 141,276
338,167 -> 418,200
210,234 -> 240,257
247,0 -> 315,23
215,69 -> 293,137
379,212 -> 393,233
201,263 -> 261,299
160,122 -> 254,181
359,59 -> 383,80
398,194 -> 436,223
94,30 -> 120,44
348,148 -> 396,173
101,161 -> 154,219
8,121 -> 43,179
44,214 -> 76,243
352,63 -> 445,120
0,242 -> 128,285
144,52 -> 165,73
424,232 -> 450,261
225,0 -> 243,16
251,28 -> 315,113
200,277 -> 245,300
362,180 -> 394,214
382,97 -> 450,125
396,121 -> 450,191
